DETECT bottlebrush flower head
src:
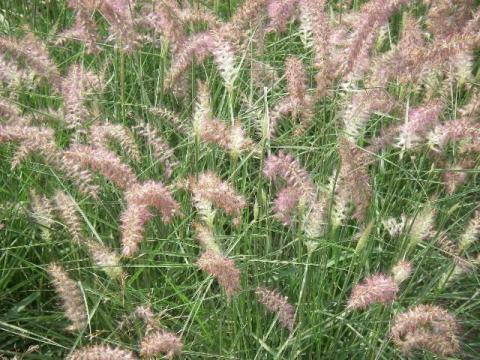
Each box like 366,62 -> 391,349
263,151 -> 316,203
57,1 -> 101,54
121,181 -> 180,257
347,273 -> 399,310
390,304 -> 460,356
334,0 -> 410,80
90,123 -> 140,161
140,330 -> 183,359
223,0 -> 268,44
62,64 -> 103,131
299,0 -> 331,97
272,186 -> 302,225
391,260 -> 412,284
343,88 -> 394,141
256,286 -> 296,332
335,137 -> 371,221
133,121 -> 178,178
438,159 -> 474,195
426,0 -> 475,42
87,242 -> 123,280
268,56 -> 315,136
0,32 -> 62,91
53,190 -> 85,246
459,209 -> 480,253
47,263 -> 87,332
29,190 -> 55,242
0,55 -> 32,87
188,172 -> 246,224
408,202 -> 436,248
427,117 -> 477,152
397,101 -> 444,149
0,97 -> 25,124
164,31 -> 238,91
382,215 -> 406,238
302,195 -> 328,238
197,250 -> 241,298
148,107 -> 189,134
63,144 -> 138,190
193,222 -> 221,253
266,0 -> 299,33
66,345 -> 137,360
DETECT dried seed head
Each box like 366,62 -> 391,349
391,260 -> 412,284
140,330 -> 183,359
66,345 -> 137,360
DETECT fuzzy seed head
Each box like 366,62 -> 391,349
347,274 -> 399,310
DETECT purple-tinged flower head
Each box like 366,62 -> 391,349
256,286 -> 296,332
382,215 -> 406,238
140,330 -> 183,359
0,55 -> 32,87
426,0 -> 475,42
391,260 -> 412,284
29,190 -> 55,242
0,97 -> 24,124
53,190 -> 85,246
266,0 -> 299,33
263,151 -> 316,204
57,0 -> 101,54
223,0 -> 268,44
188,172 -> 246,225
460,209 -> 480,253
0,32 -> 62,92
47,263 -> 87,332
87,242 -> 123,280
343,88 -> 394,141
397,101 -> 444,149
335,137 -> 371,222
440,160 -> 473,195
133,121 -> 178,178
285,56 -> 307,105
120,203 -> 153,257
427,117 -> 477,152
98,0 -> 140,52
197,250 -> 241,298
125,181 -> 181,223
90,123 -> 140,161
333,0 -> 410,80
66,345 -> 137,360
391,304 -> 460,356
64,144 -> 138,190
120,181 -> 180,257
347,273 -> 399,310
299,0 -> 331,97
62,64 -> 103,131
273,186 -> 302,225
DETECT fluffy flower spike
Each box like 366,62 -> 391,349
347,273 -> 399,310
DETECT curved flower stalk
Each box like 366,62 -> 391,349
0,32 -> 62,91
133,121 -> 178,178
47,263 -> 87,332
63,144 -> 137,190
256,286 -> 296,332
62,64 -> 103,131
148,107 -> 189,134
347,274 -> 399,310
66,345 -> 137,360
333,138 -> 371,223
390,304 -> 460,357
459,209 -> 480,253
0,124 -> 98,196
222,0 -> 268,44
121,181 -> 180,256
407,201 -> 436,249
187,171 -> 246,227
333,0 -> 410,81
268,56 -> 315,137
57,0 -> 101,54
90,123 -> 140,161
164,31 -> 238,91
